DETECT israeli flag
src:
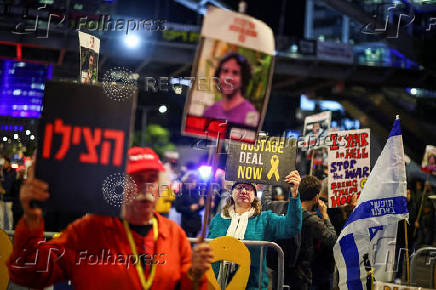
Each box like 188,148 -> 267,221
333,116 -> 408,290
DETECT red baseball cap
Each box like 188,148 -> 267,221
127,147 -> 165,174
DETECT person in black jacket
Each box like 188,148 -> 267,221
312,178 -> 357,290
11,167 -> 25,229
261,184 -> 301,290
1,157 -> 16,229
175,170 -> 205,237
289,175 -> 337,290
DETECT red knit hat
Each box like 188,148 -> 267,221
127,147 -> 165,174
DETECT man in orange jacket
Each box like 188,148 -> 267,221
8,147 -> 213,289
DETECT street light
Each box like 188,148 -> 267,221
124,34 -> 140,48
158,105 -> 167,114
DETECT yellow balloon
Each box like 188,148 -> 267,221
0,229 -> 12,290
205,236 -> 251,290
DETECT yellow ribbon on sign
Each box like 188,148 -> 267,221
267,155 -> 280,181
361,178 -> 367,189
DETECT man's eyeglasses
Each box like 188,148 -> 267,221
234,184 -> 255,192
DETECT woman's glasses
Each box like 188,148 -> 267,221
234,184 -> 255,192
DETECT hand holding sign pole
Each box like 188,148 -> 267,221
284,170 -> 301,198
21,161 -> 49,230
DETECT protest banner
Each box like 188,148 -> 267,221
421,145 -> 436,174
182,7 -> 274,142
226,137 -> 297,189
35,81 -> 136,216
302,111 -> 331,151
328,128 -> 370,208
79,31 -> 100,84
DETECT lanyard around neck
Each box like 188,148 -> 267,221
123,217 -> 158,290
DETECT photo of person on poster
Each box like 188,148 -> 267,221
302,111 -> 331,151
203,53 -> 259,127
427,154 -> 436,171
79,32 -> 99,84
304,121 -> 325,141
422,145 -> 436,173
83,50 -> 97,84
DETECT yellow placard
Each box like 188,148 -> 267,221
205,236 -> 250,290
0,229 -> 12,290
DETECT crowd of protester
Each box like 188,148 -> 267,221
1,149 -> 435,289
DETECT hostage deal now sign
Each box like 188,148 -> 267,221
226,138 -> 297,188
328,128 -> 370,208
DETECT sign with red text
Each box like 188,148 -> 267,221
328,128 -> 370,208
35,81 -> 136,216
226,137 -> 297,189
182,7 -> 274,143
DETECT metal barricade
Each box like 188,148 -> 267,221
410,246 -> 436,289
188,237 -> 288,290
4,231 -> 287,289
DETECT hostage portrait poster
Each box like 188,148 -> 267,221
302,111 -> 331,151
79,31 -> 100,84
182,7 -> 274,142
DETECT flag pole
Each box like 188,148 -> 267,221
404,219 -> 410,283
413,173 -> 430,237
309,149 -> 316,176
199,131 -> 224,242
193,126 -> 225,289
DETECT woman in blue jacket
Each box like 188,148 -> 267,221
208,170 -> 302,289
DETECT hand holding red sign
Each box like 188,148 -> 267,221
20,164 -> 49,230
